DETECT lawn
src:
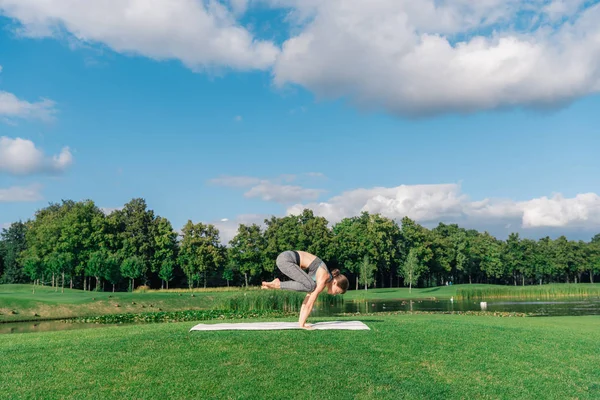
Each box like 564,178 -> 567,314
0,284 -> 238,322
2,314 -> 599,399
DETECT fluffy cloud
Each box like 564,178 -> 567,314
210,213 -> 268,244
0,66 -> 57,122
100,207 -> 122,215
210,175 -> 262,188
0,183 -> 43,202
0,89 -> 56,123
210,174 -> 325,204
286,183 -> 600,231
244,181 -> 323,203
0,137 -> 73,175
0,0 -> 278,72
4,1 -> 599,116
272,0 -> 600,116
520,193 -> 600,229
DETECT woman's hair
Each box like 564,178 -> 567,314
330,269 -> 349,294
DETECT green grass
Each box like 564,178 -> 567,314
2,314 -> 599,399
0,284 -> 237,322
457,283 -> 600,300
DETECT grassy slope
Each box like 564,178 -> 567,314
0,284 -> 234,322
2,284 -> 464,322
2,314 -> 599,399
3,283 -> 600,322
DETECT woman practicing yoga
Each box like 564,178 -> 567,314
262,250 -> 349,329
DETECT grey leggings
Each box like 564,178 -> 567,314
276,251 -> 317,293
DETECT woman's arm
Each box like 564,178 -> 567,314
298,284 -> 324,328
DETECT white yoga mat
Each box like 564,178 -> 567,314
189,320 -> 370,331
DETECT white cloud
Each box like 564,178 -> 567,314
0,183 -> 43,202
543,0 -> 586,21
5,1 -> 600,117
1,222 -> 11,230
0,0 -> 279,72
229,0 -> 248,16
244,181 -> 324,203
272,1 -> 600,116
210,174 -> 325,204
286,183 -> 600,231
0,137 -> 73,175
234,115 -> 243,122
210,175 -> 262,187
211,213 -> 268,244
0,91 -> 56,122
0,65 -> 57,122
520,193 -> 600,229
100,207 -> 122,215
287,184 -> 467,224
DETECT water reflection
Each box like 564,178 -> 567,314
312,297 -> 600,317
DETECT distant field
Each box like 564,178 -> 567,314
0,284 -> 237,322
456,283 -> 600,300
3,283 -> 600,323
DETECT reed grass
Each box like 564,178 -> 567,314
133,286 -> 253,293
218,291 -> 343,312
456,284 -> 600,300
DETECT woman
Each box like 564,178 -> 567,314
262,250 -> 349,329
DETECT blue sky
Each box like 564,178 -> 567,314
1,0 -> 600,243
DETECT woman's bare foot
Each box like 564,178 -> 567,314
261,278 -> 280,289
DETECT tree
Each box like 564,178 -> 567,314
87,251 -> 109,291
587,242 -> 600,284
24,202 -> 66,287
228,223 -> 265,287
0,221 -> 28,284
400,217 -> 433,285
47,252 -> 73,293
296,209 -> 334,260
358,255 -> 376,290
59,200 -> 104,290
262,215 -> 303,266
401,248 -> 425,293
22,256 -> 43,292
432,223 -> 475,284
553,236 -> 571,283
153,216 -> 178,289
502,233 -> 525,286
363,213 -> 402,288
121,256 -> 145,292
178,221 -> 223,289
119,198 -> 156,285
332,216 -> 367,290
222,263 -> 235,287
103,253 -> 121,292
471,232 -> 503,282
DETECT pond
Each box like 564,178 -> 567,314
3,297 -> 600,334
311,297 -> 600,317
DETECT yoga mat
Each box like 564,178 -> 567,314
189,321 -> 370,331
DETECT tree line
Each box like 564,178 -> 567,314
1,198 -> 599,292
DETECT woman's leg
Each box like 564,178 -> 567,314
275,251 -> 317,293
